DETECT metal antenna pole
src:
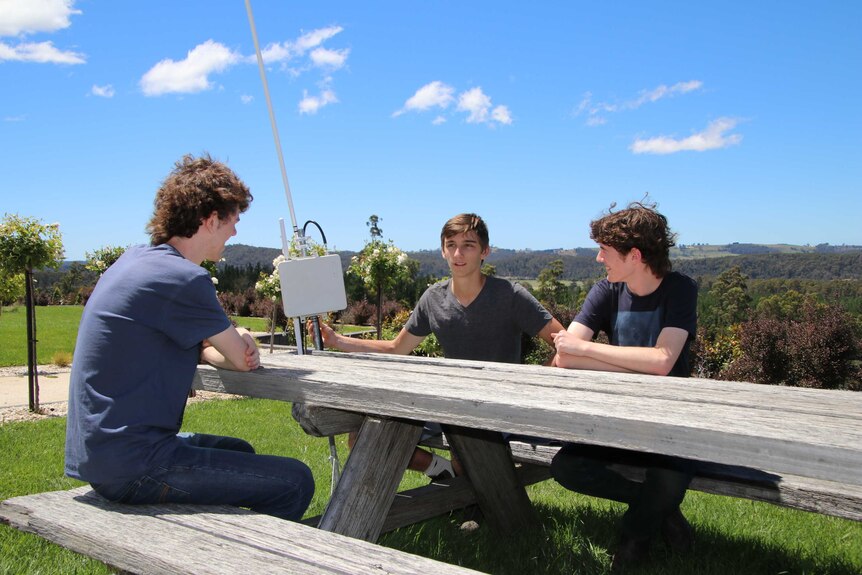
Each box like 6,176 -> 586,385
244,0 -> 299,238
245,0 -> 308,354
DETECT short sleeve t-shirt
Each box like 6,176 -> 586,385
65,244 -> 231,484
403,275 -> 552,363
574,271 -> 698,377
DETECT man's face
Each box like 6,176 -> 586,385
441,231 -> 489,278
208,211 -> 239,261
596,243 -> 636,284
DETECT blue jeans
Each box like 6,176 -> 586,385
92,432 -> 314,521
550,443 -> 694,541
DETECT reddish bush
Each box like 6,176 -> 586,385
722,302 -> 860,389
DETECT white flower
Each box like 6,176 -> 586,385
211,277 -> 219,285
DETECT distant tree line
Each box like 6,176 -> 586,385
16,244 -> 862,391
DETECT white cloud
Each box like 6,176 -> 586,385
0,39 -> 84,63
294,26 -> 343,54
299,89 -> 338,114
491,105 -> 512,125
396,82 -> 512,126
91,84 -> 114,98
140,40 -> 240,97
259,42 -> 291,63
630,117 -> 742,154
0,0 -> 80,37
394,81 -> 455,117
458,87 -> 492,123
260,26 -> 344,64
310,47 -> 349,69
578,80 -> 703,126
3,115 -> 26,122
241,94 -> 253,104
628,80 -> 702,109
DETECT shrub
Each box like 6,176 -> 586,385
341,298 -> 375,326
52,351 -> 73,367
722,302 -> 861,389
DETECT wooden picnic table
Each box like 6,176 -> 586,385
193,350 -> 862,542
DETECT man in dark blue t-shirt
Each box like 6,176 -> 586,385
65,154 -> 313,520
551,202 -> 697,570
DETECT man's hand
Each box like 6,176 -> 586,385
206,326 -> 260,371
552,329 -> 590,356
307,318 -> 337,348
240,330 -> 260,369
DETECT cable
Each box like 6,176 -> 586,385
302,220 -> 328,248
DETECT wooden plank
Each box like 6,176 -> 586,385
505,442 -> 862,522
317,416 -> 424,541
444,425 -> 538,533
0,487 -> 485,575
304,464 -> 552,534
291,403 -> 364,437
194,352 -> 862,487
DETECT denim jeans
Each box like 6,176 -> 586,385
550,442 -> 694,541
92,432 -> 314,521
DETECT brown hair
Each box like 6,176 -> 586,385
590,201 -> 677,277
146,154 -> 252,245
440,213 -> 489,250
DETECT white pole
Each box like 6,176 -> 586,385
244,0 -> 299,237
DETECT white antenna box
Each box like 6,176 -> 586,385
278,254 -> 347,317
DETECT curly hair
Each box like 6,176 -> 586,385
440,213 -> 490,250
590,201 -> 677,278
146,154 -> 253,245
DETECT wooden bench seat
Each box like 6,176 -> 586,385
292,404 -> 862,524
506,440 -> 862,522
0,487 -> 483,575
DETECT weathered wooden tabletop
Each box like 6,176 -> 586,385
195,350 -> 862,488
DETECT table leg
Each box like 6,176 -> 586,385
317,416 -> 424,542
443,425 -> 538,533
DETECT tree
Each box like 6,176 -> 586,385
366,214 -> 383,239
0,271 -> 25,315
702,266 -> 751,332
85,245 -> 127,276
0,214 -> 64,411
348,240 -> 413,339
536,259 -> 567,309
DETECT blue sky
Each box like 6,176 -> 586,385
2,1 -> 860,261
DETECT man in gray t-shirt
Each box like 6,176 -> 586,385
317,213 -> 563,479
405,274 -> 552,363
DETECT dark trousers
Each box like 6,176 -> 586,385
550,443 -> 694,540
92,432 -> 314,521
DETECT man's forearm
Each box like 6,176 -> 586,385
568,340 -> 677,376
554,352 -> 632,373
327,332 -> 399,354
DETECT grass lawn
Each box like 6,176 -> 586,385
1,399 -> 860,574
0,306 -> 83,367
0,306 -> 281,367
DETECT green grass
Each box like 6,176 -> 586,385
230,315 -> 268,331
0,306 -> 83,367
1,400 -> 860,574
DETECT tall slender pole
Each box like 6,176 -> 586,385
244,0 -> 299,237
24,268 -> 39,412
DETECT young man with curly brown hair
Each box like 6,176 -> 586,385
551,201 -> 698,570
65,154 -> 314,521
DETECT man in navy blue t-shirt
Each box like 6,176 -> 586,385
65,154 -> 313,520
551,202 -> 697,569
